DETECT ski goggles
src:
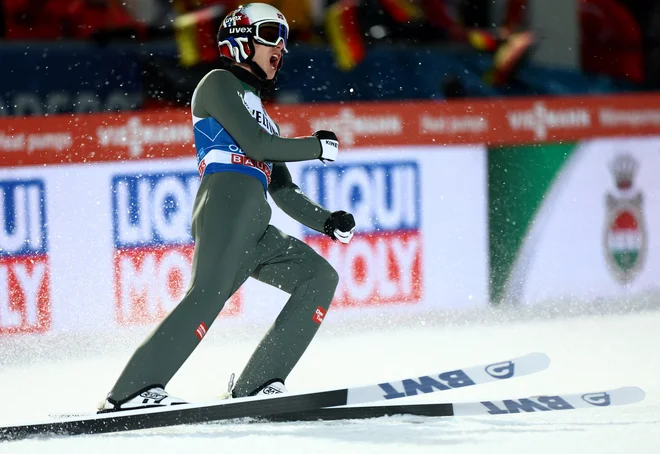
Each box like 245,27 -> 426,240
253,21 -> 289,51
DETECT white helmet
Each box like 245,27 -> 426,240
217,3 -> 289,78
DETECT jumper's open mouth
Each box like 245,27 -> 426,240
270,54 -> 280,70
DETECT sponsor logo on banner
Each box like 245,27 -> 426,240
301,161 -> 422,307
4,94 -> 660,168
111,172 -> 241,325
0,180 -> 50,334
0,131 -> 72,155
308,109 -> 403,146
506,102 -> 591,140
604,154 -> 646,284
98,117 -> 192,158
598,108 -> 660,128
419,114 -> 488,135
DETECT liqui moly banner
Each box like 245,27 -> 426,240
111,170 -> 242,326
0,146 -> 488,334
0,179 -> 50,334
300,161 -> 423,307
281,146 -> 489,319
111,171 -> 200,325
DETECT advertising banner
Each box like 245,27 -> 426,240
2,93 -> 660,167
287,146 -> 488,319
0,145 -> 488,335
110,171 -> 242,327
1,93 -> 659,335
0,179 -> 50,334
300,160 -> 422,307
490,136 -> 660,306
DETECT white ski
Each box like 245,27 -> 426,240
263,386 -> 645,421
453,385 -> 646,416
1,352 -> 550,440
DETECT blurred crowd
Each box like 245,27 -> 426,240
1,0 -> 658,87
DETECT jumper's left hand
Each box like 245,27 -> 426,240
324,211 -> 356,244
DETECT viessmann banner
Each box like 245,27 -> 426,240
2,93 -> 660,167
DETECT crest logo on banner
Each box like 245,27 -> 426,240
604,154 -> 646,284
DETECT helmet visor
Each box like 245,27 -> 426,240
254,22 -> 288,51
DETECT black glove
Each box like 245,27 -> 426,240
313,130 -> 339,162
324,210 -> 356,243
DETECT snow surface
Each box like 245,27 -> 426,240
0,309 -> 659,453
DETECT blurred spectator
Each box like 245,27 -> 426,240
173,0 -> 321,38
265,0 -> 318,41
0,2 -> 5,37
580,0 -> 643,84
122,0 -> 173,28
4,0 -> 67,39
616,0 -> 660,88
172,0 -> 237,14
441,75 -> 467,98
646,2 -> 660,88
502,0 -> 644,85
325,0 -> 535,86
3,0 -> 147,41
64,0 -> 147,41
323,0 -> 648,87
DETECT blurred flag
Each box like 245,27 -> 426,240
325,0 -> 422,71
174,5 -> 226,67
466,29 -> 498,53
379,0 -> 423,23
325,0 -> 365,71
484,31 -> 535,86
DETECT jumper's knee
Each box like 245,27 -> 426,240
307,255 -> 339,297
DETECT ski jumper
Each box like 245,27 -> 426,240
107,65 -> 338,402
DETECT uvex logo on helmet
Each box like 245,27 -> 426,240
222,13 -> 243,27
229,26 -> 253,34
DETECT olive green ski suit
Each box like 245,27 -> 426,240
107,65 -> 339,402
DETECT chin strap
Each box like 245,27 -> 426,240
249,59 -> 280,91
249,60 -> 268,81
224,62 -> 277,92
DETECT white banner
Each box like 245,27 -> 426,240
0,145 -> 489,335
510,137 -> 660,305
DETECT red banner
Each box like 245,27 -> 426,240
113,245 -> 241,326
0,256 -> 51,334
2,93 -> 660,167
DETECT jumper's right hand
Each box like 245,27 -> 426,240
313,130 -> 339,162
